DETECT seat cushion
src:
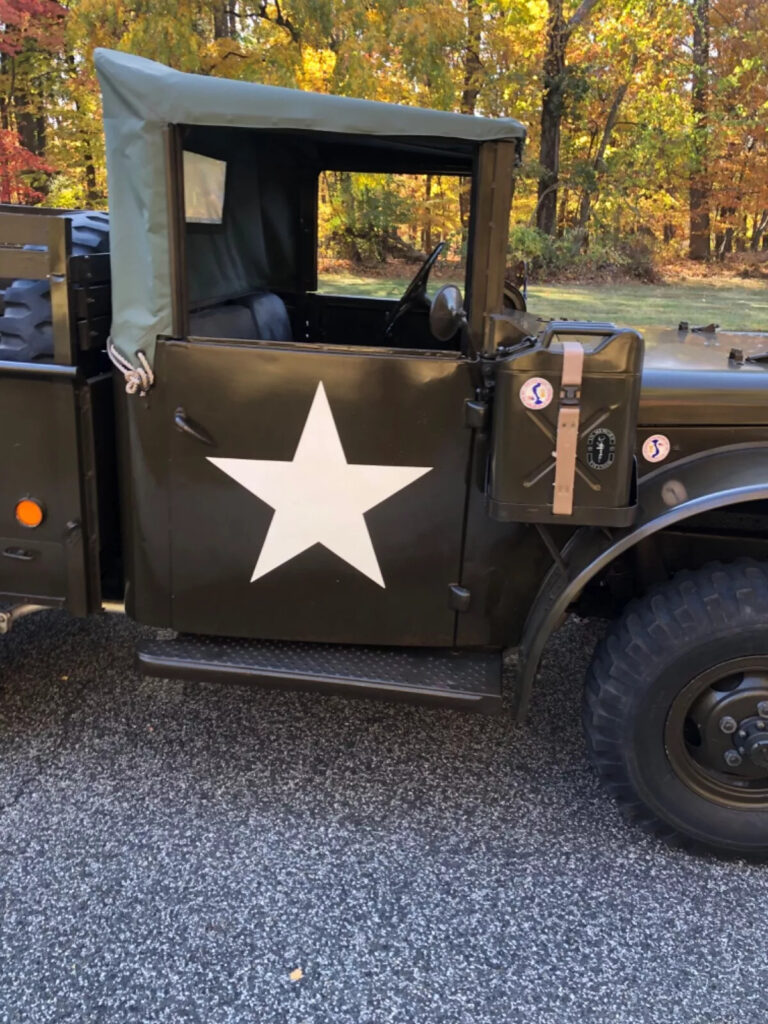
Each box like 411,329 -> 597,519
247,292 -> 293,342
188,303 -> 256,340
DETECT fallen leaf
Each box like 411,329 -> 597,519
289,968 -> 303,982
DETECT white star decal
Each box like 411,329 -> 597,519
207,382 -> 432,587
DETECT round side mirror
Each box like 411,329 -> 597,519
429,284 -> 467,342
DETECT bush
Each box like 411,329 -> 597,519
508,225 -> 657,282
321,172 -> 421,264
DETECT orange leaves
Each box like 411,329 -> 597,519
0,129 -> 54,204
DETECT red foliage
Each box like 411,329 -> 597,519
0,129 -> 54,203
0,0 -> 65,57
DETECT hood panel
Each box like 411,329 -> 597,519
641,327 -> 768,426
498,313 -> 768,427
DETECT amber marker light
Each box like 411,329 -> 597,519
15,498 -> 45,528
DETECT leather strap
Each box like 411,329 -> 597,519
552,341 -> 584,516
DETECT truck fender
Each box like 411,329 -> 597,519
513,442 -> 768,720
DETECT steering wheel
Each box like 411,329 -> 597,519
384,241 -> 446,338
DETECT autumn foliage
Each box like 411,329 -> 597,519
0,0 -> 65,56
1,0 -> 767,270
0,129 -> 53,202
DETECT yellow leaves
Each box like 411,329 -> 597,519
289,967 -> 304,982
525,0 -> 550,30
297,47 -> 337,93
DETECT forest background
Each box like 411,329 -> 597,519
1,0 -> 767,289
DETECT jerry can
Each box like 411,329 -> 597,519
488,322 -> 644,527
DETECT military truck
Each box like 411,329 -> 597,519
2,49 -> 768,857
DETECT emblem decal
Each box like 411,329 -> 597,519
207,382 -> 432,587
520,376 -> 554,410
586,428 -> 616,470
642,434 -> 671,464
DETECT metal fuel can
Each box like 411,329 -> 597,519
488,322 -> 644,527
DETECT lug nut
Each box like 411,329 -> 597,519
758,701 -> 768,719
724,750 -> 743,768
738,729 -> 748,740
719,716 -> 738,734
758,721 -> 766,731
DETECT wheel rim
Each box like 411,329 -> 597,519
665,657 -> 768,808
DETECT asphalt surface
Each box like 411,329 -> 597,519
0,611 -> 766,1024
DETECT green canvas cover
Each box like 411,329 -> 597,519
94,48 -> 526,367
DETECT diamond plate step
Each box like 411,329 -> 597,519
137,635 -> 503,713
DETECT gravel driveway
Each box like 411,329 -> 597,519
0,611 -> 765,1024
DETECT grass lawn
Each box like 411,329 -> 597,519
318,272 -> 768,331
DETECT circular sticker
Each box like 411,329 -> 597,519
520,377 -> 554,411
586,428 -> 616,470
642,433 -> 671,464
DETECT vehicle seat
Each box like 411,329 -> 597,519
188,303 -> 256,340
188,292 -> 293,342
247,291 -> 293,342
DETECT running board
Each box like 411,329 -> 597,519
137,636 -> 503,714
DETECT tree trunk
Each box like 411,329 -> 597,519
213,0 -> 236,38
16,108 -> 46,158
421,174 -> 433,253
751,210 -> 768,251
459,0 -> 482,239
558,185 -> 569,234
537,0 -> 602,236
0,53 -> 10,131
716,227 -> 733,261
84,150 -> 98,206
577,76 -> 632,236
537,0 -> 566,236
688,0 -> 711,260
715,205 -> 736,259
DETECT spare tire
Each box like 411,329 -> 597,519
0,211 -> 110,362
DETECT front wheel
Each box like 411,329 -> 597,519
584,561 -> 768,857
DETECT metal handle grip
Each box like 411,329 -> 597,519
173,407 -> 215,446
3,547 -> 35,561
540,321 -> 618,349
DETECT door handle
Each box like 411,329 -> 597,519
173,407 -> 215,446
3,547 -> 36,561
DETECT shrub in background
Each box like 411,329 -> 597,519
508,225 -> 657,282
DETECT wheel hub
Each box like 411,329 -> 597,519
744,729 -> 768,769
665,661 -> 768,807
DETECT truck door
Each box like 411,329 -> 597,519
164,338 -> 474,646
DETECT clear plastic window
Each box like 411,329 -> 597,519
184,151 -> 227,224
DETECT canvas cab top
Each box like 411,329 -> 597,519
94,48 -> 526,369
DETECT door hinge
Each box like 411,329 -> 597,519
448,583 -> 471,612
465,399 -> 488,430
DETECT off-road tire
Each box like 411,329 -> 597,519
0,211 -> 110,362
584,560 -> 768,858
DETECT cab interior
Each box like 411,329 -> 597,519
179,125 -> 479,354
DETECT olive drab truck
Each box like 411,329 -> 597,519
3,49 -> 768,857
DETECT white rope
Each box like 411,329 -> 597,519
107,337 -> 155,396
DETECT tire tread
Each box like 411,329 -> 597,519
584,559 -> 768,856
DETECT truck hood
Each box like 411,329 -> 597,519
641,326 -> 768,426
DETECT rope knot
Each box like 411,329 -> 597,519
107,338 -> 155,396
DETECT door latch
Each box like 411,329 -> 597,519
173,407 -> 216,446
